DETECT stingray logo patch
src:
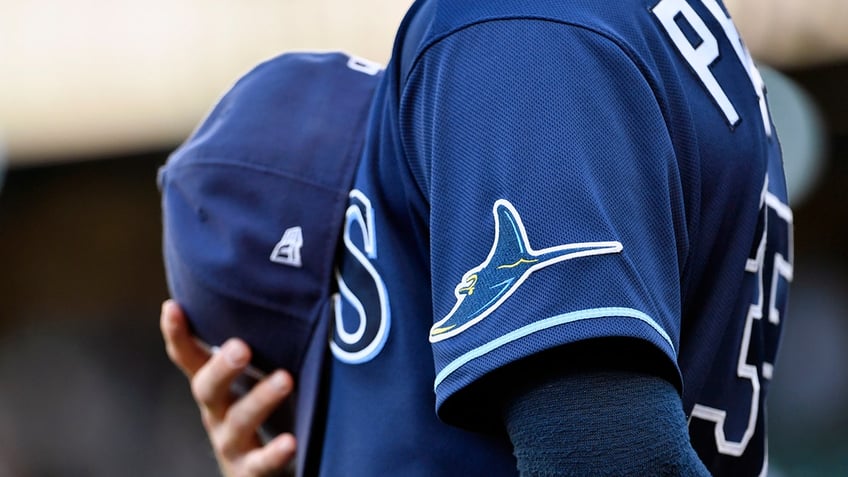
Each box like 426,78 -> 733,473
429,200 -> 622,342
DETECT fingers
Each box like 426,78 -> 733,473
241,433 -> 297,477
210,371 -> 296,477
159,299 -> 296,476
217,371 -> 293,457
192,339 -> 252,421
160,300 -> 210,378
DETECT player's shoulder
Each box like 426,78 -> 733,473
425,0 -> 650,32
399,0 -> 664,75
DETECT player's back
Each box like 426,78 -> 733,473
314,0 -> 790,475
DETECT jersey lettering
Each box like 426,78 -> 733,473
653,0 -> 739,126
652,0 -> 772,135
698,0 -> 771,136
331,190 -> 391,364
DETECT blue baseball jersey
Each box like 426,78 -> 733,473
319,0 -> 792,475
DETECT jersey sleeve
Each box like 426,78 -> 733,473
401,19 -> 688,424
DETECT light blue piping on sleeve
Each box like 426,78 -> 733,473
433,307 -> 675,390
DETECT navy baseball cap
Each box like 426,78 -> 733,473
158,51 -> 381,469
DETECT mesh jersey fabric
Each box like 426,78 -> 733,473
317,0 -> 791,475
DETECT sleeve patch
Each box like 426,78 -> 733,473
429,199 -> 623,342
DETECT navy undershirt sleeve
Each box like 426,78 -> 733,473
503,370 -> 711,476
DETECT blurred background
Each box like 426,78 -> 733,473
0,0 -> 845,475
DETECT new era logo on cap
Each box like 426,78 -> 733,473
159,51 -> 382,475
160,51 -> 381,373
271,226 -> 304,268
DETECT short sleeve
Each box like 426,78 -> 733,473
401,19 -> 688,423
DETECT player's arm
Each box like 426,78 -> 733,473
403,15 -> 702,475
499,344 -> 710,476
160,300 -> 295,477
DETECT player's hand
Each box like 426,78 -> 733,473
160,299 -> 296,477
